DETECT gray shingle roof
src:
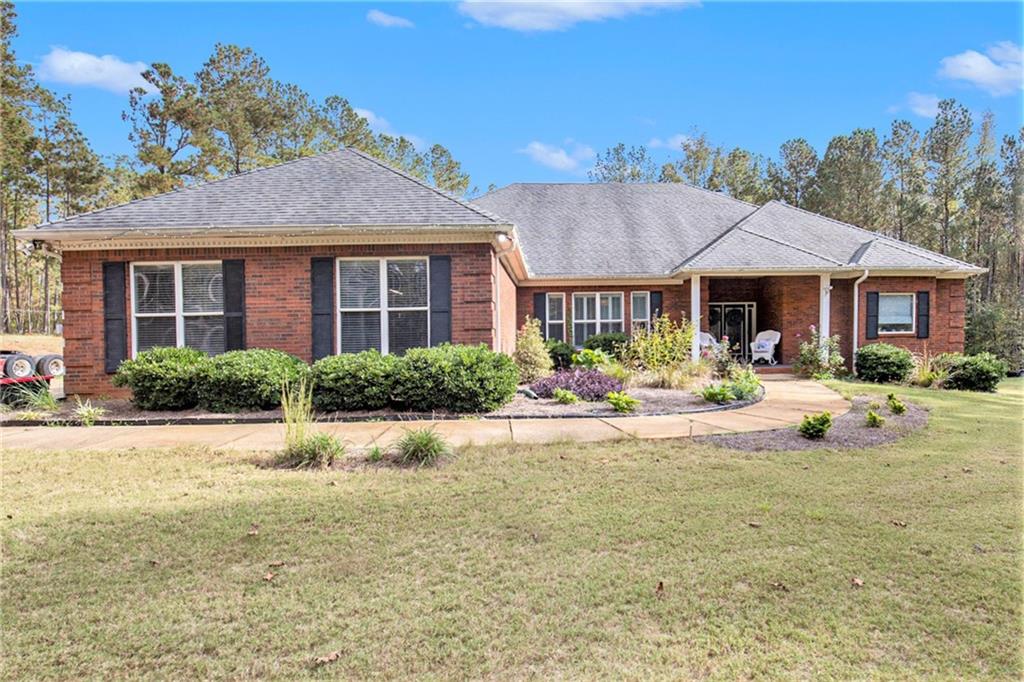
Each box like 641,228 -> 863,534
471,183 -> 755,277
28,148 -> 509,232
681,201 -> 980,272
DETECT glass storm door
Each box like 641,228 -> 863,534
708,302 -> 756,361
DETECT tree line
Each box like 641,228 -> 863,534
589,106 -> 1023,366
1,1 -> 471,335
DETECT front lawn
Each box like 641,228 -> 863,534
3,380 -> 1021,678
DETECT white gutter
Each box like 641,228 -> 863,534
851,269 -> 870,372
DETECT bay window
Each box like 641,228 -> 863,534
878,293 -> 915,334
572,292 -> 623,344
338,257 -> 429,355
132,262 -> 225,356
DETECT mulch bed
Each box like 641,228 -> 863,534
698,396 -> 929,451
1,386 -> 760,426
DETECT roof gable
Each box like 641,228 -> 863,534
30,148 -> 509,232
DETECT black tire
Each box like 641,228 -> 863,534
3,353 -> 36,379
35,354 -> 65,377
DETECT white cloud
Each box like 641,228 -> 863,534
355,107 -> 425,149
37,47 -> 149,94
458,1 -> 693,32
648,133 -> 689,150
906,92 -> 940,118
938,41 -> 1023,96
518,140 -> 595,172
367,9 -> 414,28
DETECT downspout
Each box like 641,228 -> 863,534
851,269 -> 869,373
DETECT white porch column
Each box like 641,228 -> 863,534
690,274 -> 701,362
819,273 -> 832,359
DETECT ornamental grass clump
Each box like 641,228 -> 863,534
513,317 -> 554,383
396,426 -> 450,466
530,369 -> 622,402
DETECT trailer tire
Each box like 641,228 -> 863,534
35,354 -> 65,377
3,353 -> 36,379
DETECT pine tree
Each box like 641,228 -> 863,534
767,138 -> 818,208
881,120 -> 928,242
588,143 -> 656,182
925,99 -> 973,256
813,129 -> 884,229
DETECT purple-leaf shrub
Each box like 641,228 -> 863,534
530,369 -> 623,402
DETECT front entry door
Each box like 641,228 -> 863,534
707,302 -> 756,362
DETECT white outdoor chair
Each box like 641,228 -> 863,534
750,330 -> 781,365
699,332 -> 719,350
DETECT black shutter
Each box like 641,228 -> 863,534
533,292 -> 547,337
916,291 -> 930,339
311,257 -> 334,360
102,262 -> 127,373
429,255 -> 451,346
865,291 -> 879,340
222,260 -> 245,351
650,291 -> 663,320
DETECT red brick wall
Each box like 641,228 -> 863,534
515,282 -> 691,344
62,243 -> 500,396
855,276 -> 965,357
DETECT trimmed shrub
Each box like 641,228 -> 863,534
513,317 -> 554,383
583,332 -> 628,359
396,426 -> 450,466
552,387 -> 579,404
798,411 -> 832,439
606,391 -> 640,413
531,369 -> 623,402
545,339 -> 574,370
886,393 -> 907,415
199,349 -> 308,412
865,409 -> 885,428
940,352 -> 1008,392
855,343 -> 914,384
391,344 -> 518,413
112,346 -> 209,410
311,350 -> 399,412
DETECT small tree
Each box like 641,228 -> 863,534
513,317 -> 553,383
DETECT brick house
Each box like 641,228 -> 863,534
18,149 -> 982,396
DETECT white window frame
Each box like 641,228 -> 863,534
130,261 -> 223,358
572,292 -> 624,345
545,293 -> 565,341
878,292 -> 916,335
336,256 -> 430,355
631,291 -> 651,333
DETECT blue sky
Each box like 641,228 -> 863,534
16,1 -> 1024,192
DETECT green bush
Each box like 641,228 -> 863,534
965,300 -> 1024,373
281,432 -> 345,469
606,391 -> 640,413
855,343 -> 914,384
513,317 -> 554,383
621,315 -> 694,370
571,348 -> 611,369
583,332 -> 628,359
865,409 -> 885,428
396,426 -> 450,466
545,339 -> 574,370
700,383 -> 734,405
941,352 -> 1008,392
112,346 -> 210,410
552,387 -> 579,404
311,350 -> 399,412
391,344 -> 518,413
886,393 -> 907,415
793,326 -> 846,379
798,411 -> 832,439
199,348 -> 308,412
726,366 -> 762,401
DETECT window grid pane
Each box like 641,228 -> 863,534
134,265 -> 175,314
389,310 -> 429,355
182,263 -> 224,313
136,316 -> 177,353
879,294 -> 914,332
631,293 -> 648,321
386,260 -> 428,309
339,261 -> 381,309
340,311 -> 382,353
547,295 -> 564,322
184,315 -> 225,355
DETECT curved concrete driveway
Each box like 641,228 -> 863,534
1,377 -> 848,452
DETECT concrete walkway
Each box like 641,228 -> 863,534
1,377 -> 848,452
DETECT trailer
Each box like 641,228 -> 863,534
0,351 -> 64,404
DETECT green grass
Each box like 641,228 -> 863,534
3,379 -> 1022,679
